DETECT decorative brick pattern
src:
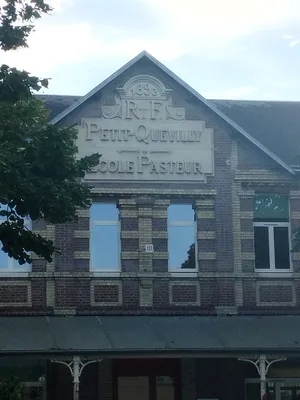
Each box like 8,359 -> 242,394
200,279 -> 217,308
74,251 -> 90,259
76,217 -> 89,231
256,281 -> 296,306
46,280 -> 55,308
121,217 -> 138,231
0,281 -> 31,307
169,282 -> 200,306
31,279 -> 46,308
2,66 -> 300,320
31,259 -> 47,273
242,280 -> 256,307
152,238 -> 167,252
73,237 -> 89,251
73,230 -> 90,238
139,278 -> 153,308
122,280 -> 139,308
241,239 -> 254,253
55,222 -> 74,271
217,279 -> 235,306
138,200 -> 154,276
239,192 -> 255,275
91,280 -> 122,306
122,259 -> 139,273
240,197 -> 254,212
152,280 -> 169,309
152,218 -> 167,230
198,252 -> 216,260
153,259 -> 168,273
55,279 -> 90,309
46,224 -> 55,274
199,260 -> 217,272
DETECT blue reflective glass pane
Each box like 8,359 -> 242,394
168,204 -> 194,223
91,225 -> 120,270
0,248 -> 8,269
168,226 -> 195,269
13,259 -> 31,271
91,204 -> 118,221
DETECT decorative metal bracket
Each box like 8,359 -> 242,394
238,355 -> 286,376
51,356 -> 102,400
51,356 -> 102,383
239,355 -> 286,399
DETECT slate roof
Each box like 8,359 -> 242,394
214,100 -> 300,167
38,94 -> 300,167
1,315 -> 300,355
37,94 -> 79,121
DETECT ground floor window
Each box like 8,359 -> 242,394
246,379 -> 300,400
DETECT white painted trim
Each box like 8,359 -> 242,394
50,50 -> 295,175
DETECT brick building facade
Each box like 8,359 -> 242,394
1,51 -> 300,400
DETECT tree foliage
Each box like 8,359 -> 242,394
181,243 -> 195,269
0,0 -> 100,264
0,375 -> 23,400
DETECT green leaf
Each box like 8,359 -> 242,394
0,0 -> 101,263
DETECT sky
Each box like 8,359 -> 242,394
1,0 -> 300,100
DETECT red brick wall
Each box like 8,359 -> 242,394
1,60 -> 299,317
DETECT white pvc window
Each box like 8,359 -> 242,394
253,195 -> 291,272
0,206 -> 32,272
168,204 -> 197,271
90,203 -> 120,271
254,222 -> 291,271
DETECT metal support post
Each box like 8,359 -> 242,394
51,356 -> 102,400
239,355 -> 286,400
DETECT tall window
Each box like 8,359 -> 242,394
0,206 -> 31,272
90,203 -> 120,271
168,204 -> 196,271
254,195 -> 291,271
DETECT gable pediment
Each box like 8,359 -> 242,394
77,74 -> 214,182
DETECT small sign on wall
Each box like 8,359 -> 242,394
145,244 -> 154,253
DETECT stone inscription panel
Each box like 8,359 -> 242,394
76,75 -> 214,182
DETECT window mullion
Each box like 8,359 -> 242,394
269,226 -> 275,270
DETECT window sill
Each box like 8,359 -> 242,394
169,271 -> 198,277
91,271 -> 121,277
0,271 -> 30,277
254,270 -> 293,278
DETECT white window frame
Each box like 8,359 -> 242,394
90,203 -> 121,272
168,204 -> 197,273
254,221 -> 292,272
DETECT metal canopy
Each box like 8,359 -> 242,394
0,315 -> 299,355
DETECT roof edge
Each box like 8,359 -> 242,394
50,50 -> 295,176
49,50 -> 147,125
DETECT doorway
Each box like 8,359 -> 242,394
114,359 -> 180,400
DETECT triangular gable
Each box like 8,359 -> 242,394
50,50 -> 295,176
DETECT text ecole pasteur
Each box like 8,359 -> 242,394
80,120 -> 211,176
